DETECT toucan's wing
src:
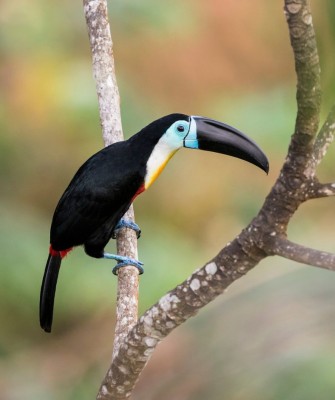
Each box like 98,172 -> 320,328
50,143 -> 144,249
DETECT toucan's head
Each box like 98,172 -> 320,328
141,113 -> 269,190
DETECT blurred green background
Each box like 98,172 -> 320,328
1,1 -> 335,399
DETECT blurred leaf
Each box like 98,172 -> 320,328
110,0 -> 196,36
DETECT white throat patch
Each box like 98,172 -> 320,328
144,135 -> 180,190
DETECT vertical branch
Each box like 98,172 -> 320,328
83,0 -> 140,362
83,0 -> 122,145
112,207 -> 139,358
284,0 -> 321,139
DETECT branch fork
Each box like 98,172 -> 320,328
81,0 -> 335,398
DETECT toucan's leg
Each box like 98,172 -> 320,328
103,252 -> 144,275
111,219 -> 141,239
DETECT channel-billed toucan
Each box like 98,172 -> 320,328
40,113 -> 269,332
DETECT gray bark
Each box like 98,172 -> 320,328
81,0 -> 335,399
83,0 -> 141,363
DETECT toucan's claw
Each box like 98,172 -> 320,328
103,252 -> 144,275
111,219 -> 141,239
113,261 -> 144,275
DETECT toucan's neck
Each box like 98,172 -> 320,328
144,135 -> 180,190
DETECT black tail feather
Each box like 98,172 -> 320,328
40,253 -> 62,333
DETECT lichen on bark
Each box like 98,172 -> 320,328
81,1 -> 335,399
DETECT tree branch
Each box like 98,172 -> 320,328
284,0 -> 321,140
97,232 -> 266,399
254,0 -> 322,237
307,181 -> 335,199
83,0 -> 122,145
83,0 -> 140,364
85,0 -> 334,398
269,237 -> 335,271
313,105 -> 335,167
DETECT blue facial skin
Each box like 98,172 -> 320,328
183,116 -> 199,149
164,119 -> 191,149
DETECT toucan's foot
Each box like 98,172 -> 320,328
103,252 -> 144,275
111,219 -> 141,239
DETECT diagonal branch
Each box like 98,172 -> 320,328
269,237 -> 335,271
89,0 -> 332,399
83,0 -> 140,360
97,231 -> 266,399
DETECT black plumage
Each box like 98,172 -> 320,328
40,113 -> 268,333
51,114 -> 186,256
40,114 -> 188,332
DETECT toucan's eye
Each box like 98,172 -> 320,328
177,125 -> 185,132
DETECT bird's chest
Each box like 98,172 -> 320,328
144,141 -> 177,190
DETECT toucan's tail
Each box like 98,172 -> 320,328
39,251 -> 62,333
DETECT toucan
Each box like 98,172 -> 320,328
40,113 -> 269,332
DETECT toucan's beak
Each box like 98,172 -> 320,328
184,116 -> 269,174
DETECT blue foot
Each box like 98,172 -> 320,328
103,252 -> 144,275
111,219 -> 141,239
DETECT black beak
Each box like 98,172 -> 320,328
184,116 -> 269,174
